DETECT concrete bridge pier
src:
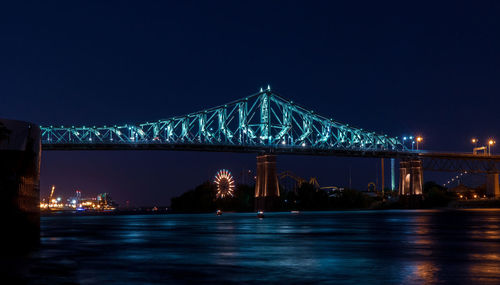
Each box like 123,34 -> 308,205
399,159 -> 423,207
254,154 -> 280,211
0,119 -> 41,252
486,173 -> 499,198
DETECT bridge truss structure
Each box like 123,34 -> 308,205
41,87 -> 408,155
420,153 -> 500,174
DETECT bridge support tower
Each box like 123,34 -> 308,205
486,172 -> 500,198
255,154 -> 280,211
399,159 -> 423,207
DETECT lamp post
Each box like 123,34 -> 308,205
416,136 -> 423,150
403,136 -> 409,149
488,139 -> 496,155
471,138 -> 478,148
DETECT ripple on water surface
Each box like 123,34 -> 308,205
3,210 -> 500,284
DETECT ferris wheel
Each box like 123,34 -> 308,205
214,169 -> 235,199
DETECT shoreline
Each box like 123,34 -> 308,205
41,206 -> 500,216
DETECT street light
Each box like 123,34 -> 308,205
416,136 -> 423,150
488,139 -> 496,155
471,138 -> 478,147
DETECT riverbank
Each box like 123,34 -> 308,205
40,208 -> 169,216
40,200 -> 500,216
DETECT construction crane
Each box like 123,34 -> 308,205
49,185 -> 56,202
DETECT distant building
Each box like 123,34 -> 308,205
41,191 -> 117,212
448,184 -> 485,199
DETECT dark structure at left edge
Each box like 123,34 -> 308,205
0,119 -> 41,250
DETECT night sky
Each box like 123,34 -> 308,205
1,1 -> 499,206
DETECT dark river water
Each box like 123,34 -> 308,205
4,210 -> 500,284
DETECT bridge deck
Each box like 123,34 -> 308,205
42,143 -> 417,159
419,152 -> 500,160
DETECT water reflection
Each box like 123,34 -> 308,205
467,212 -> 500,284
2,210 -> 500,284
400,214 -> 438,284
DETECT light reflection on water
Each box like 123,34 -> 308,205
2,210 -> 500,284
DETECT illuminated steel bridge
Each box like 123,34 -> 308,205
41,87 -> 408,157
40,87 -> 500,208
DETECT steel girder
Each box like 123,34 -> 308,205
40,88 -> 407,152
421,156 -> 500,174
